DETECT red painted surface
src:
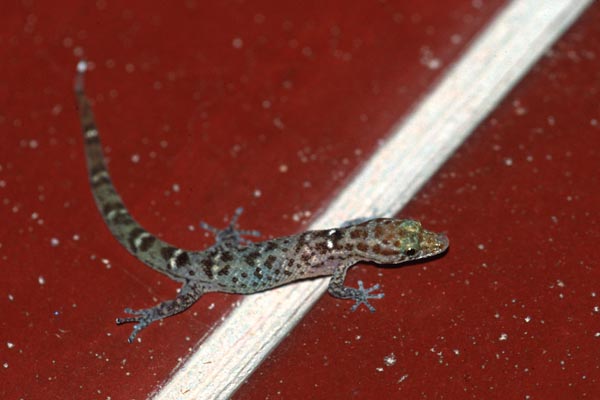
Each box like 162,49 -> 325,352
3,0 -> 566,398
235,5 -> 600,399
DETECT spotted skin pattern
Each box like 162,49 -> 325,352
74,61 -> 449,343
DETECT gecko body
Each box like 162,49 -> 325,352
74,61 -> 449,342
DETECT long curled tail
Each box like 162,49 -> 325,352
75,61 -> 184,281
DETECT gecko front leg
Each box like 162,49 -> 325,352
327,262 -> 385,313
116,281 -> 205,342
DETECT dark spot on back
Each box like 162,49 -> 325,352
220,251 -> 234,262
264,241 -> 280,252
350,228 -> 368,240
244,251 -> 260,266
264,255 -> 277,269
201,257 -> 214,279
218,264 -> 230,276
175,251 -> 190,267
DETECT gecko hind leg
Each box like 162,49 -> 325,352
116,281 -> 204,343
199,207 -> 260,247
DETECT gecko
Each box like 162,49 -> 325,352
74,60 -> 449,343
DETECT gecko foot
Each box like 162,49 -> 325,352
349,280 -> 385,313
116,307 -> 156,343
200,207 -> 260,247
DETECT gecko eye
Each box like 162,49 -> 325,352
404,248 -> 417,257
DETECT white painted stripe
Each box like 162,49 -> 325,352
155,1 -> 592,398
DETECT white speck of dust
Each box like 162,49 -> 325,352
524,316 -> 532,323
3,363 -> 7,369
499,333 -> 508,341
301,46 -> 313,57
453,349 -> 460,355
50,237 -> 60,247
38,276 -> 46,285
278,164 -> 288,173
375,367 -> 384,372
398,374 -> 409,383
62,37 -> 73,48
125,63 -> 135,73
420,46 -> 441,70
101,258 -> 111,269
7,342 -> 14,349
131,153 -> 140,163
51,104 -> 63,116
273,117 -> 285,130
29,139 -> 39,149
72,234 -> 80,241
512,102 -> 527,116
504,157 -> 513,166
232,37 -> 244,49
594,332 -> 600,338
477,243 -> 485,250
556,279 -> 566,288
253,189 -> 262,198
384,353 -> 397,366
172,183 -> 180,193
450,34 -> 462,44
591,118 -> 598,126
208,303 -> 215,310
76,60 -> 87,73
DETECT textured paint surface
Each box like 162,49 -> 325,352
1,0 -> 513,398
235,5 -> 600,399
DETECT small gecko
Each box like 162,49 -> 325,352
74,61 -> 449,343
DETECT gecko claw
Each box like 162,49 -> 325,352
349,280 -> 385,313
200,207 -> 261,247
116,308 -> 152,343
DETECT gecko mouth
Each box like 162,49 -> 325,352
420,231 -> 449,256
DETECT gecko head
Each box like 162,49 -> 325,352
357,219 -> 449,264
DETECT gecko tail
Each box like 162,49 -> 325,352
74,59 -> 87,95
74,61 -> 185,280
